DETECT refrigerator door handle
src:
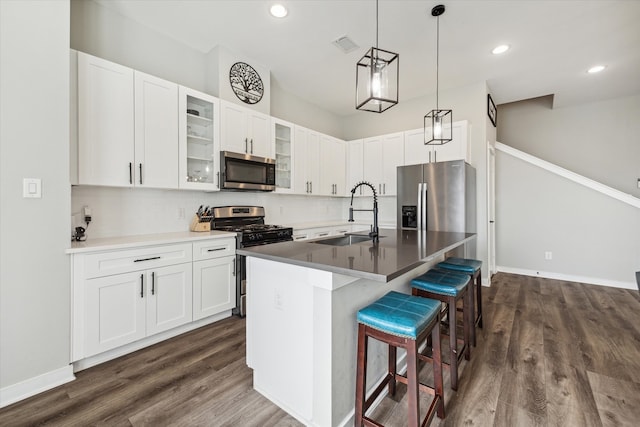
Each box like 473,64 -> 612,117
417,183 -> 423,230
422,182 -> 428,230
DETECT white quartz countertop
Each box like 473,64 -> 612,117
286,220 -> 394,229
67,230 -> 237,254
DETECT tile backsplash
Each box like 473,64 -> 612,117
71,186 -> 396,239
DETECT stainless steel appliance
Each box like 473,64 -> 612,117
397,160 -> 476,257
210,206 -> 293,316
220,151 -> 276,191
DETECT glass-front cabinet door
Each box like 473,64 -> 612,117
272,118 -> 294,193
178,87 -> 220,191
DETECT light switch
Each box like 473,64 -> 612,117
23,178 -> 41,198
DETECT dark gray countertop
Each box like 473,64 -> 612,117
237,229 -> 476,282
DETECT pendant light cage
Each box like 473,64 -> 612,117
355,0 -> 399,113
425,109 -> 452,145
356,47 -> 399,113
425,4 -> 452,145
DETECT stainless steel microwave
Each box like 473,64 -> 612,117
220,151 -> 276,191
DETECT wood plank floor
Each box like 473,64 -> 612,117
1,273 -> 639,426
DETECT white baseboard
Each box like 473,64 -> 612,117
496,266 -> 637,290
0,365 -> 75,409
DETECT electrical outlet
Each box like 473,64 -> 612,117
545,251 -> 553,260
274,288 -> 284,310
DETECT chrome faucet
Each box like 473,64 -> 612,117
348,181 -> 379,241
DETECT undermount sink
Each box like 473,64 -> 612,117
312,234 -> 377,246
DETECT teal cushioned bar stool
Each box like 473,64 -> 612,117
355,291 -> 445,427
411,269 -> 472,391
437,257 -> 483,346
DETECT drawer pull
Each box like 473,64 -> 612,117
134,256 -> 161,263
207,248 -> 225,252
318,233 -> 329,237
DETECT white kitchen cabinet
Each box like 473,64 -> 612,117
293,125 -> 321,195
346,139 -> 364,197
363,132 -> 404,196
404,120 -> 469,165
179,87 -> 220,191
272,118 -> 295,193
319,135 -> 346,196
192,238 -> 236,320
77,52 -> 179,188
72,235 -> 237,366
220,100 -> 271,158
77,52 -> 134,187
84,271 -> 145,356
84,263 -> 192,357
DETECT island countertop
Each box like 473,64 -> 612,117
237,228 -> 475,282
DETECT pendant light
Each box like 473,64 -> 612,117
356,0 -> 399,113
425,4 -> 452,145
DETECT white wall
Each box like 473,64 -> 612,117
0,0 -> 72,398
497,94 -> 640,197
70,0 -> 206,92
495,149 -> 640,288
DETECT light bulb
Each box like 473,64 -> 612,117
370,59 -> 388,102
434,116 -> 442,139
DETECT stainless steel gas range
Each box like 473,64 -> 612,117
209,206 -> 293,317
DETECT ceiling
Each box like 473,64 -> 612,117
94,0 -> 640,117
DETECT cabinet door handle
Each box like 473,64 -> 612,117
379,183 -> 381,194
134,256 -> 161,263
151,271 -> 155,295
139,163 -> 143,185
310,181 -> 313,193
232,258 -> 236,276
207,247 -> 225,252
306,181 -> 309,193
140,274 -> 144,298
429,151 -> 432,163
216,171 -> 220,188
129,162 -> 133,184
434,151 -> 437,162
383,183 -> 386,194
250,139 -> 254,154
245,138 -> 248,153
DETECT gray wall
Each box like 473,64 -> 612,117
497,94 -> 640,197
1,0 -> 71,390
496,149 -> 639,287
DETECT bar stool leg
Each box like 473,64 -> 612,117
406,338 -> 419,426
388,344 -> 397,396
355,323 -> 368,427
447,295 -> 458,391
469,281 -> 477,347
432,318 -> 445,419
477,269 -> 483,329
464,288 -> 472,361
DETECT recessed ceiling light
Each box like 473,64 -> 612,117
587,65 -> 606,74
492,44 -> 510,55
270,4 -> 288,18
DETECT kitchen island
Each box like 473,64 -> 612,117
237,229 -> 475,427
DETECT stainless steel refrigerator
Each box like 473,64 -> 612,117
397,160 -> 476,257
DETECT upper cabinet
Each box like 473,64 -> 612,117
319,135 -> 346,196
272,118 -> 294,193
404,120 -> 469,165
346,139 -> 364,196
362,132 -> 404,196
178,87 -> 220,191
293,126 -> 320,195
77,52 -> 178,188
220,100 -> 271,158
